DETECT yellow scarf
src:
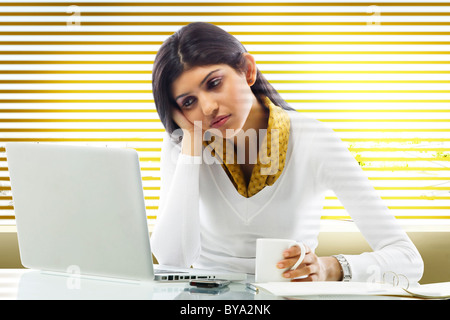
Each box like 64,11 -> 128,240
203,97 -> 290,198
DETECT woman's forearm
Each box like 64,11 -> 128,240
150,133 -> 202,268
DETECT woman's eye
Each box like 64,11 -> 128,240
208,78 -> 221,89
179,77 -> 221,109
182,97 -> 195,108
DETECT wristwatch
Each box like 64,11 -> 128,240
333,254 -> 352,282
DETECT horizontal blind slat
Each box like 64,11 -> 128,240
0,1 -> 448,226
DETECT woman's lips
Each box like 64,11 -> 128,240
210,114 -> 231,128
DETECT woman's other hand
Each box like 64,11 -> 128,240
276,244 -> 343,281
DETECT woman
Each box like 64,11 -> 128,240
150,22 -> 423,282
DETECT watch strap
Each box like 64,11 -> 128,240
333,254 -> 352,282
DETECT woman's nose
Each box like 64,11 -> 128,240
199,95 -> 219,117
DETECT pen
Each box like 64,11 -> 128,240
245,283 -> 259,293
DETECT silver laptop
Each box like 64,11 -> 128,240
6,143 -> 246,283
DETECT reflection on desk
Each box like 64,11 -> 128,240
2,269 -> 278,300
18,270 -> 182,300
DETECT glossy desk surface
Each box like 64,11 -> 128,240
0,269 -> 415,300
0,269 -> 277,300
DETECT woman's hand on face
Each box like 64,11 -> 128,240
172,107 -> 196,135
276,244 -> 342,282
172,107 -> 204,156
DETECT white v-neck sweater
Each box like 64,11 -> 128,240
150,111 -> 424,283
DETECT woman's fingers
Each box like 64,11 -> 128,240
282,245 -> 301,259
277,254 -> 310,269
276,244 -> 321,280
291,274 -> 319,282
277,244 -> 310,270
173,108 -> 206,138
283,262 -> 319,279
172,108 -> 194,132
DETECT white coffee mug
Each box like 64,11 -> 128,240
255,238 -> 306,283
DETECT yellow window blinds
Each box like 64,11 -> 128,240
0,1 -> 449,226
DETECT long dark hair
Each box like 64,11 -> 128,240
152,22 -> 296,135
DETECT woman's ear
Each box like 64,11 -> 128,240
242,53 -> 257,86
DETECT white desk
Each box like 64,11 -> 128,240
0,269 -> 276,300
0,269 -> 415,301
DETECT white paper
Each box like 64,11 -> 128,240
404,282 -> 450,299
253,281 -> 450,299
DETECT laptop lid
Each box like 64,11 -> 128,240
6,143 -> 155,281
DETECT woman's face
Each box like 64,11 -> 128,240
171,58 -> 257,139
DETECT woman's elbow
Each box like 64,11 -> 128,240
406,245 -> 424,283
413,253 -> 425,283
